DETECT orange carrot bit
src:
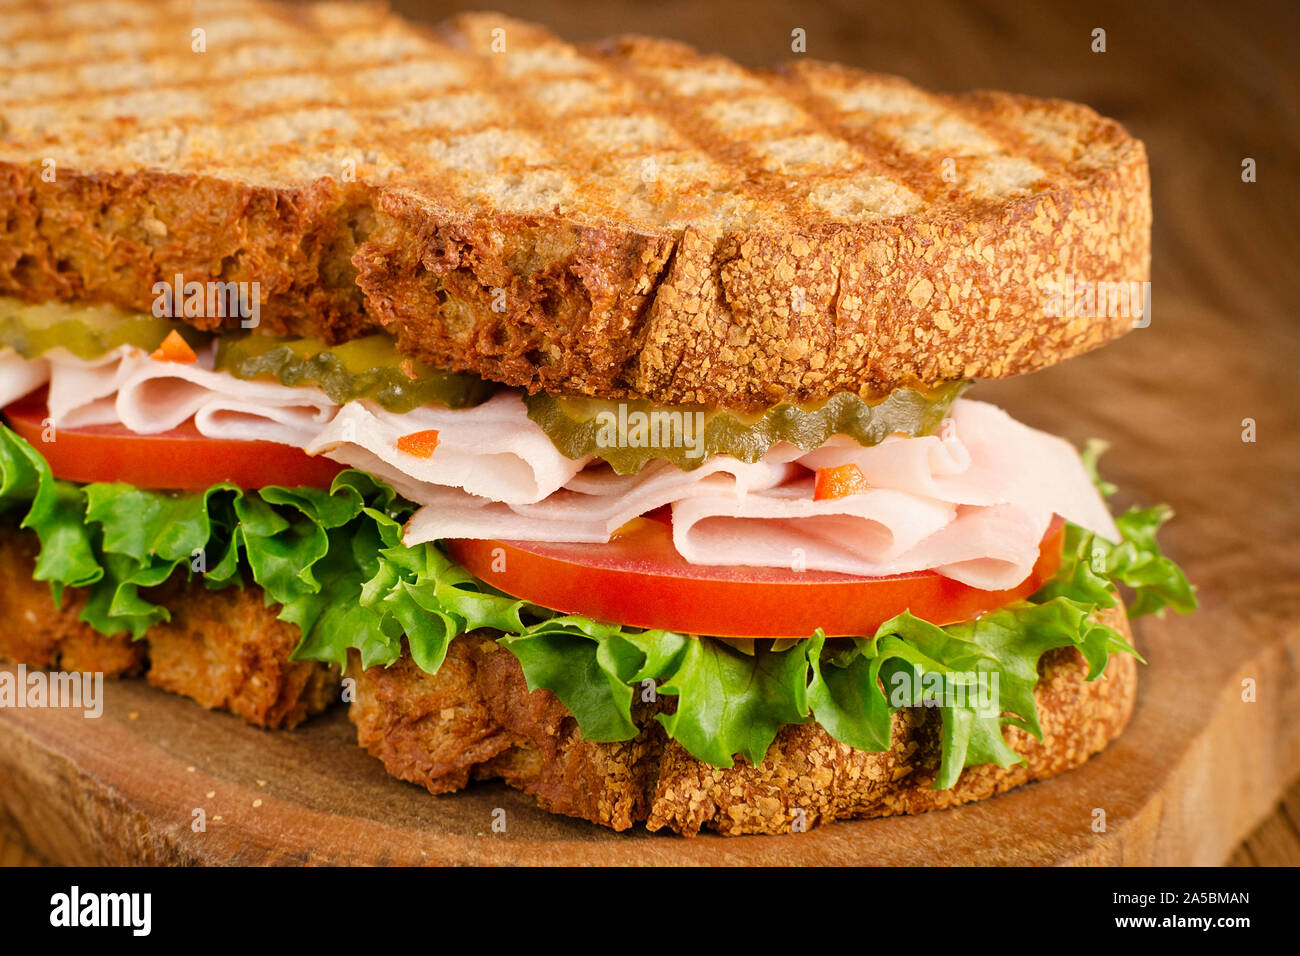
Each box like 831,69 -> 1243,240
150,329 -> 198,364
397,429 -> 441,459
813,463 -> 870,501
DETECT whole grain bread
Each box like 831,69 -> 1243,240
0,528 -> 337,729
347,609 -> 1137,837
0,529 -> 146,677
0,1 -> 1150,407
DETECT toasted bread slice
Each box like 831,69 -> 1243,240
0,529 -> 337,729
347,613 -> 1137,837
0,3 -> 1149,406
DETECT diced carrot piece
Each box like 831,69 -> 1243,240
813,463 -> 870,501
150,329 -> 198,364
397,429 -> 440,459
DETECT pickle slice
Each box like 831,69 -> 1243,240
214,333 -> 495,412
525,382 -> 969,474
0,296 -> 209,359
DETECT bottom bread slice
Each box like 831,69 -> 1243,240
347,608 -> 1137,837
0,529 -> 337,729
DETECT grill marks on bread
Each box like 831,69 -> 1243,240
0,2 -> 1149,405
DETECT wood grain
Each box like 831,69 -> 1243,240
1,0 -> 1297,863
7,759 -> 1298,866
1227,782 -> 1300,865
1,594 -> 1296,865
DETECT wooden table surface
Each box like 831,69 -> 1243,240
4,778 -> 1296,866
2,0 -> 1297,865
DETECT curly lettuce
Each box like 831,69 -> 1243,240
0,426 -> 1195,787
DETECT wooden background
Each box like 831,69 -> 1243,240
2,0 -> 1298,864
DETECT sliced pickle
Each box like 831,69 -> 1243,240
526,382 -> 969,474
214,333 -> 495,412
0,296 -> 209,359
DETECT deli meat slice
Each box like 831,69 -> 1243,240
402,400 -> 1120,591
669,483 -> 956,572
18,348 -> 586,505
3,349 -> 1119,591
0,350 -> 49,408
33,346 -> 339,438
797,400 -> 1117,536
671,401 -> 1118,588
403,453 -> 802,544
303,395 -> 589,505
672,491 -> 1048,589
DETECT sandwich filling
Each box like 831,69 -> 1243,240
0,299 -> 1196,787
3,342 -> 1116,589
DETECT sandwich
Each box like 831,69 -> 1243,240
0,2 -> 1194,836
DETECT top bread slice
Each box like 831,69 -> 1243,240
0,1 -> 1151,408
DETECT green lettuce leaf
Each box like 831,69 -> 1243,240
806,631 -> 894,753
656,637 -> 811,767
0,428 -> 100,602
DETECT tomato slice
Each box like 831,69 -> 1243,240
3,389 -> 343,490
446,515 -> 1064,639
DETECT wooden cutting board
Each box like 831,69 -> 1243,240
0,596 -> 1296,865
1,0 -> 1298,865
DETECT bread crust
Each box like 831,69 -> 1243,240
0,529 -> 336,729
363,146 -> 1149,408
144,575 -> 340,730
0,166 -> 376,344
348,609 -> 1137,836
0,6 -> 1150,408
0,529 -> 145,677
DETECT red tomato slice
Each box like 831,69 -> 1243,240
3,389 -> 343,490
446,515 -> 1064,639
